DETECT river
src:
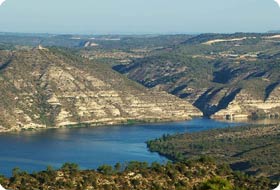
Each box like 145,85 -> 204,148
0,118 -> 276,177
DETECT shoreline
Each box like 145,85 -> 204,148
1,116 -> 279,134
147,123 -> 280,180
0,116 -> 198,134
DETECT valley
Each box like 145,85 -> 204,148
0,0 -> 279,189
0,119 -> 277,190
112,33 -> 280,119
0,33 -> 279,189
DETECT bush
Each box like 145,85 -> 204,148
197,177 -> 233,190
61,163 -> 80,172
0,175 -> 6,184
114,162 -> 122,172
125,161 -> 148,171
131,179 -> 141,186
97,164 -> 114,175
151,162 -> 164,173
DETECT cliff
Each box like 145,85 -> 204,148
213,87 -> 280,119
113,33 -> 280,119
0,48 -> 202,132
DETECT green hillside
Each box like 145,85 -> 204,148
147,124 -> 280,180
1,159 -> 277,190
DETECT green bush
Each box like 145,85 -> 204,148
125,161 -> 149,171
198,177 -> 233,190
61,163 -> 80,172
97,164 -> 114,175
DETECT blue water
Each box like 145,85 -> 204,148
0,118 -> 243,176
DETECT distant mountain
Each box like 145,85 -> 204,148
0,48 -> 201,132
0,33 -> 193,49
267,30 -> 280,33
114,33 -> 280,119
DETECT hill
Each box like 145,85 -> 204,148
114,33 -> 280,119
0,33 -> 193,49
0,48 -> 202,132
147,124 -> 280,180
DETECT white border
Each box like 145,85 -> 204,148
0,184 -> 6,190
273,183 -> 280,190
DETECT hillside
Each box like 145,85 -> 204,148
0,160 -> 276,190
114,33 -> 280,119
147,124 -> 280,180
0,48 -> 202,132
0,33 -> 192,49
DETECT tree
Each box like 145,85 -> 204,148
12,167 -> 21,178
114,162 -> 122,172
61,163 -> 79,172
125,161 -> 148,171
151,162 -> 163,173
198,177 -> 233,190
61,163 -> 79,175
97,164 -> 114,175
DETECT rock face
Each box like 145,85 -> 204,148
0,49 -> 202,132
213,88 -> 280,119
114,33 -> 280,119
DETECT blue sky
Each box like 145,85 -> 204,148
0,0 -> 280,34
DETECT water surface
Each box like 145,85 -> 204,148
0,118 -> 247,176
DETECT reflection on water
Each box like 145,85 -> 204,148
0,118 -> 262,177
247,118 -> 280,125
217,118 -> 280,125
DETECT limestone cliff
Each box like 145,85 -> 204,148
113,33 -> 280,119
213,87 -> 280,119
0,49 -> 202,132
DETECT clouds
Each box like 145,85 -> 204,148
0,0 -> 6,6
275,0 -> 280,7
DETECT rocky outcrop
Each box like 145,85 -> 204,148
212,87 -> 280,119
113,33 -> 280,119
0,49 -> 202,132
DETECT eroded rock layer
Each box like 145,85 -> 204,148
114,33 -> 280,119
0,49 -> 202,132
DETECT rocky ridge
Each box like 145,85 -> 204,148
0,48 -> 202,132
114,33 -> 280,119
213,88 -> 280,119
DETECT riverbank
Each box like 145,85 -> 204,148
0,117 -> 194,134
0,159 -> 277,190
0,118 -> 242,177
147,124 -> 280,180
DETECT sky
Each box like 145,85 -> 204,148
0,0 -> 280,34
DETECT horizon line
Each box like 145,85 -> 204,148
0,30 -> 279,36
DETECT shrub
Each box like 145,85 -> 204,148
61,163 -> 80,172
125,161 -> 148,171
97,164 -> 114,175
198,177 -> 233,190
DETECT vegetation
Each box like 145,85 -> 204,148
0,33 -> 192,49
1,159 -> 277,190
147,124 -> 280,181
0,46 -> 201,131
0,33 -> 279,189
113,33 -> 280,117
2,33 -> 280,118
